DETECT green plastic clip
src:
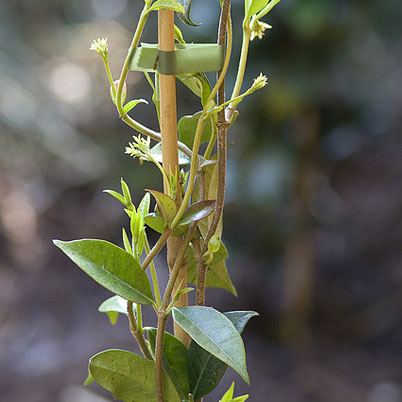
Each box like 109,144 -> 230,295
128,43 -> 224,75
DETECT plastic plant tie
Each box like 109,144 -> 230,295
128,43 -> 224,74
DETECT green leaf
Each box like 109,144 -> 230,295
144,212 -> 166,234
224,311 -> 259,334
245,0 -> 269,18
172,306 -> 250,384
147,189 -> 177,223
180,200 -> 216,225
53,239 -> 153,305
148,0 -> 185,13
138,192 -> 151,217
122,228 -> 132,254
149,142 -> 190,165
177,0 -> 200,26
103,189 -> 126,206
186,241 -> 237,295
121,178 -> 133,208
123,99 -> 148,115
193,160 -> 222,238
178,112 -> 213,149
221,383 -> 235,402
98,295 -> 128,325
176,73 -> 212,106
89,349 -> 181,402
84,370 -> 94,386
187,311 -> 257,399
146,328 -> 190,400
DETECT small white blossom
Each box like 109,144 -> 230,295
251,73 -> 268,91
250,20 -> 272,41
90,38 -> 108,58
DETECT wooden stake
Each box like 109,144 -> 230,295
158,9 -> 190,347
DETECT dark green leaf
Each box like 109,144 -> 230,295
178,112 -> 213,149
148,0 -> 185,13
147,189 -> 177,223
53,239 -> 153,305
146,328 -> 190,399
98,295 -> 128,325
177,0 -> 200,26
172,306 -> 249,384
180,200 -> 216,225
89,349 -> 181,402
188,311 -> 257,399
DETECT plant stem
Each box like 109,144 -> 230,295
116,6 -> 148,115
202,0 -> 231,256
141,228 -> 172,271
170,5 -> 232,230
155,312 -> 168,402
227,26 -> 251,122
127,301 -> 152,360
155,226 -> 195,402
193,237 -> 207,306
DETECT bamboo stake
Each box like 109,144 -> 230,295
158,9 -> 190,347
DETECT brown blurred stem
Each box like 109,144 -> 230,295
127,301 -> 152,360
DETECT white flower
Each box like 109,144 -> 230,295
90,38 -> 108,58
250,20 -> 272,41
251,73 -> 268,91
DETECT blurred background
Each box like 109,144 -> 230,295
1,0 -> 402,401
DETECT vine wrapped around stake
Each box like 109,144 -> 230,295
54,0 -> 283,401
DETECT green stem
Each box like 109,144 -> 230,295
136,303 -> 143,332
103,56 -> 115,95
203,116 -> 217,160
155,312 -> 168,402
145,234 -> 162,307
228,26 -> 251,120
127,301 -> 152,360
141,228 -> 172,271
116,6 -> 149,115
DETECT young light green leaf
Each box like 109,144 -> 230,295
172,306 -> 250,384
179,200 -> 216,226
147,189 -> 177,223
188,311 -> 257,399
245,0 -> 269,19
84,370 -> 94,386
138,192 -> 151,217
176,73 -> 212,106
146,328 -> 190,400
89,349 -> 181,402
203,234 -> 221,265
123,99 -> 148,116
186,241 -> 237,295
98,295 -> 128,325
121,178 -> 133,209
144,212 -> 166,234
232,394 -> 249,402
122,228 -> 132,255
176,0 -> 200,26
53,239 -> 153,304
103,189 -> 126,206
221,382 -> 235,402
178,112 -> 213,149
148,0 -> 185,14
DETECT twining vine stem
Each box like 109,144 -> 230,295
127,301 -> 152,360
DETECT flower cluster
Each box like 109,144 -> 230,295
90,38 -> 109,58
250,20 -> 272,41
